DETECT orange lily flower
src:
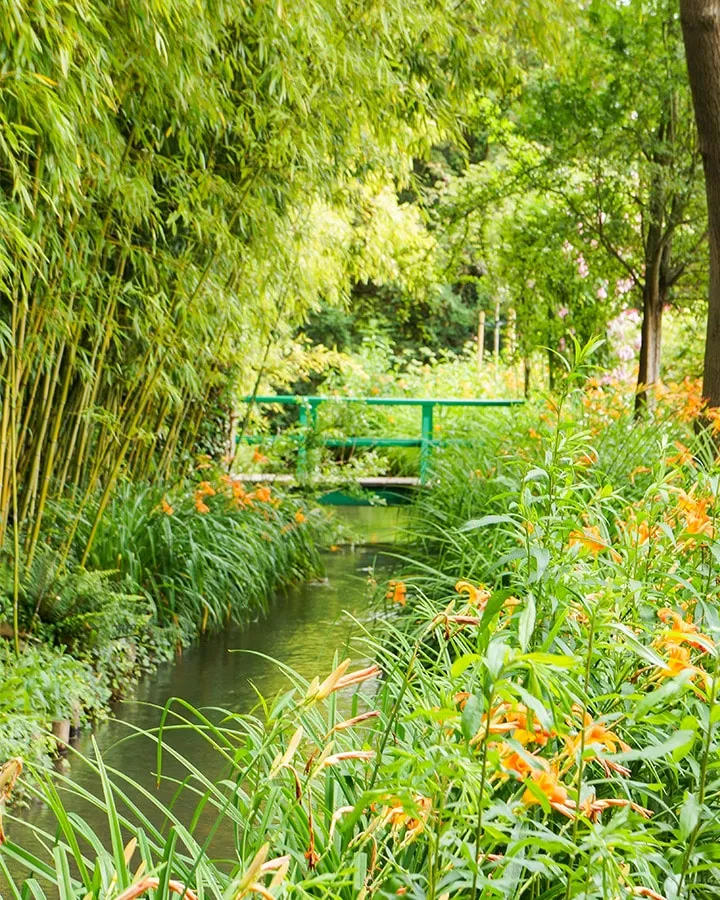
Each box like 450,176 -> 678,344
194,480 -> 215,513
476,703 -> 553,747
568,525 -> 606,555
674,489 -> 714,538
294,510 -> 307,524
655,608 -> 713,653
380,794 -> 432,845
666,442 -> 695,467
255,485 -> 272,503
522,767 -> 570,811
455,581 -> 491,608
569,525 -> 621,561
655,644 -> 706,682
252,448 -> 270,464
575,450 -> 598,467
498,744 -> 547,780
563,714 -> 631,777
387,580 -> 407,605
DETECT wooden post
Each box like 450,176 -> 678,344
507,308 -> 517,357
476,310 -> 485,372
493,298 -> 501,373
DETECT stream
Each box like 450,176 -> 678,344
7,506 -> 405,884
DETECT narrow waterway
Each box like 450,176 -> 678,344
7,506 -> 405,883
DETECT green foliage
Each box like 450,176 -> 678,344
2,0 -> 537,565
0,477 -> 327,768
0,643 -> 107,765
77,479 -> 326,633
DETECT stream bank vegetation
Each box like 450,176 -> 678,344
5,345 -> 720,897
0,477 -> 322,767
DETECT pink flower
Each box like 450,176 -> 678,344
597,284 -> 608,300
558,306 -> 569,319
576,255 -> 589,278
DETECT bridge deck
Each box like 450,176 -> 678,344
237,473 -> 421,488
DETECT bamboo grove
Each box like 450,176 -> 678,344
0,0 -> 498,576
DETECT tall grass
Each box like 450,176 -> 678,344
74,481 -> 326,634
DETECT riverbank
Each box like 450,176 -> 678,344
9,507 -> 404,856
0,477 -> 328,769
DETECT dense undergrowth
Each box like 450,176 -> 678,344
4,348 -> 720,897
0,477 -> 323,767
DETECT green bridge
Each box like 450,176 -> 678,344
239,394 -> 524,504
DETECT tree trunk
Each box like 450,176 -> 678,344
635,279 -> 663,413
680,0 -> 720,406
476,309 -> 485,371
524,356 -> 531,397
635,234 -> 670,414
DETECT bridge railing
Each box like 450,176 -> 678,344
239,395 -> 524,484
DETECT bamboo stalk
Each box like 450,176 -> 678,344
19,343 -> 66,525
9,300 -> 21,654
0,359 -> 10,547
59,290 -> 120,497
79,362 -> 163,567
155,397 -> 186,484
25,340 -> 78,568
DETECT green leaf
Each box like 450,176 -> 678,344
528,547 -> 550,583
461,694 -> 483,743
353,853 -> 368,892
518,592 -> 536,652
635,671 -> 693,718
53,846 -> 74,900
460,514 -> 516,531
679,793 -> 701,840
451,653 -> 482,679
613,730 -> 696,762
94,738 -> 129,892
480,589 -> 514,630
518,652 -> 577,669
612,623 -> 667,668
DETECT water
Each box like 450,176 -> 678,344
5,506 -> 405,886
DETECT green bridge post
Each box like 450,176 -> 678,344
420,402 -> 434,484
297,401 -> 309,478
